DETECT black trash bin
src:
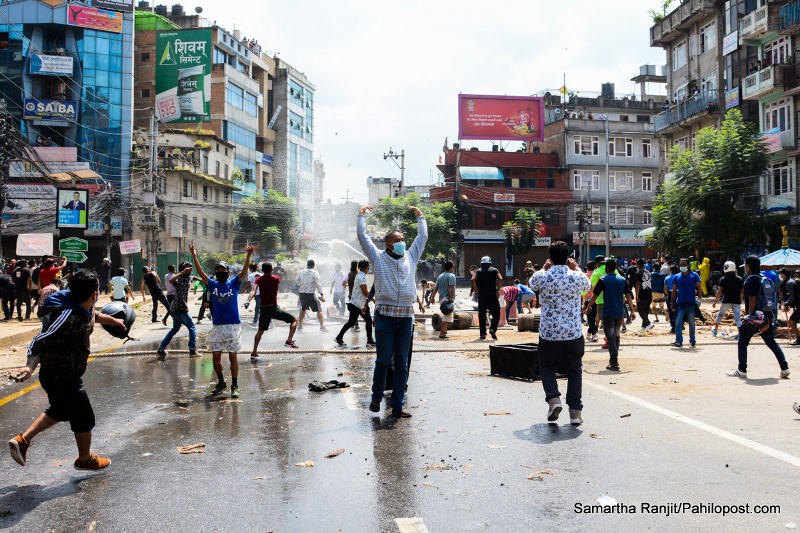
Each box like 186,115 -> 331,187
489,343 -> 567,381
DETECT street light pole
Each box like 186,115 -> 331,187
383,148 -> 405,197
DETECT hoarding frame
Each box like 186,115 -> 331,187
155,28 -> 213,123
458,94 -> 545,142
56,188 -> 89,229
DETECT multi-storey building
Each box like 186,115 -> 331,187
431,148 -> 570,278
0,0 -> 134,262
133,3 -> 277,202
271,58 -> 316,239
540,76 -> 666,261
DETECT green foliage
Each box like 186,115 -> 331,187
231,166 -> 245,183
502,209 -> 542,257
371,194 -> 458,259
649,0 -> 673,22
235,190 -> 297,254
196,252 -> 248,272
652,109 -> 770,256
275,252 -> 289,262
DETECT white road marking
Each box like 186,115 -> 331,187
342,387 -> 360,411
395,517 -> 429,533
588,381 -> 800,469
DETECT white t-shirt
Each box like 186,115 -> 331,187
248,272 -> 260,295
164,272 -> 176,295
110,276 -> 129,299
333,270 -> 347,294
349,271 -> 368,309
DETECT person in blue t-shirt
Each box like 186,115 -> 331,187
516,282 -> 536,314
670,258 -> 702,348
584,259 -> 635,372
727,255 -> 790,379
650,265 -> 666,324
664,264 -> 679,332
190,243 -> 254,399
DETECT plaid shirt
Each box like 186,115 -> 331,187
376,304 -> 415,318
38,283 -> 60,307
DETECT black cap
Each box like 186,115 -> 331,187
594,255 -> 605,262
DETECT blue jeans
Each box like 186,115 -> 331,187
333,291 -> 346,315
371,313 -> 414,409
737,318 -> 788,373
159,311 -> 196,351
538,336 -> 584,411
252,293 -> 260,324
674,303 -> 695,345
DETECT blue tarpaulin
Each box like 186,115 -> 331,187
459,166 -> 504,181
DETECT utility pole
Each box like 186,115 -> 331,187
604,117 -> 611,257
0,100 -> 9,258
383,148 -> 405,197
341,189 -> 352,203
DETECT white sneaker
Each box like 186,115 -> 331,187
569,409 -> 583,425
726,369 -> 747,378
645,323 -> 655,331
780,368 -> 791,379
547,399 -> 562,422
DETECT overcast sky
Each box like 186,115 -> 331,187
212,0 -> 669,204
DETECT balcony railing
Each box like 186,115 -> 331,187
742,66 -> 783,99
650,0 -> 717,46
654,91 -> 720,133
739,5 -> 769,41
780,0 -> 800,33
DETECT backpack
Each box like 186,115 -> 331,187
753,274 -> 777,313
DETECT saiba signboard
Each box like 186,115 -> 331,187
458,94 -> 545,142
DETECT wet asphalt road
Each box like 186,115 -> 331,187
2,312 -> 800,532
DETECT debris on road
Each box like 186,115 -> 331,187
589,434 -> 605,439
325,448 -> 345,458
597,494 -> 617,505
487,445 -> 506,449
253,476 -> 268,480
483,410 -> 512,416
177,443 -> 205,454
295,460 -> 315,467
423,463 -> 453,471
308,380 -> 350,392
527,470 -> 557,481
620,413 -> 631,418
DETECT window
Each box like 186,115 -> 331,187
642,172 -> 653,192
224,191 -> 231,204
700,72 -> 716,95
213,47 -> 227,65
573,169 -> 600,190
672,41 -> 687,70
642,139 -> 653,158
203,186 -> 211,202
140,52 -> 150,62
215,190 -> 220,203
182,214 -> 188,233
765,98 -> 791,132
289,80 -> 304,107
214,220 -> 221,238
765,160 -> 793,196
225,164 -> 229,179
608,137 -> 633,157
574,204 -> 601,224
227,82 -> 244,109
289,111 -> 304,138
675,137 -> 689,150
643,208 -> 653,225
300,147 -> 313,171
222,121 -> 256,150
215,161 -> 220,177
140,89 -> 150,98
182,179 -> 192,197
609,171 -> 634,191
223,222 -> 229,239
202,218 -> 208,237
609,206 -> 635,225
192,216 -> 198,236
674,84 -> 688,103
573,135 -> 599,156
765,35 -> 790,66
700,22 -> 716,54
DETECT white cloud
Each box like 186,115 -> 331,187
214,0 -> 668,202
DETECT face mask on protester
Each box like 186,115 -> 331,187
680,266 -> 688,273
391,241 -> 406,256
216,271 -> 229,283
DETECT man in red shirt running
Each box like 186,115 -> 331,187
249,262 -> 299,362
38,256 -> 67,291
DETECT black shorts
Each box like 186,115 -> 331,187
259,305 -> 295,331
299,293 -> 321,313
40,374 -> 95,433
791,308 -> 800,323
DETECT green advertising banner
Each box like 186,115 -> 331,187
155,28 -> 212,123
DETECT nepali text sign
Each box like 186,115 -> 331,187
56,189 -> 89,229
9,160 -> 89,178
91,0 -> 134,13
30,54 -> 74,76
16,233 -> 54,256
23,99 -> 77,121
155,28 -> 212,123
493,192 -> 515,203
458,94 -> 545,142
67,5 -> 123,33
722,31 -> 738,56
119,239 -> 141,254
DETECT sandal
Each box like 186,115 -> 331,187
438,334 -> 448,339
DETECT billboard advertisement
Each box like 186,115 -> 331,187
92,0 -> 134,13
67,5 -> 123,33
155,29 -> 212,123
16,234 -> 54,257
23,99 -> 77,121
10,161 -> 89,178
30,54 -> 74,76
458,94 -> 545,142
57,189 -> 89,229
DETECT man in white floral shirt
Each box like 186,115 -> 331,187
530,241 -> 591,425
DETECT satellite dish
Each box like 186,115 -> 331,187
195,6 -> 203,13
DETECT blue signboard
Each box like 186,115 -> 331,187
23,99 -> 78,121
262,154 -> 274,166
30,54 -> 74,76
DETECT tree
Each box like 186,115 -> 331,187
649,0 -> 674,23
652,109 -> 772,257
235,190 -> 297,253
371,194 -> 457,259
502,209 -> 542,257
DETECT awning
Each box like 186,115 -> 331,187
459,166 -> 504,181
637,227 -> 656,237
48,169 -> 102,182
